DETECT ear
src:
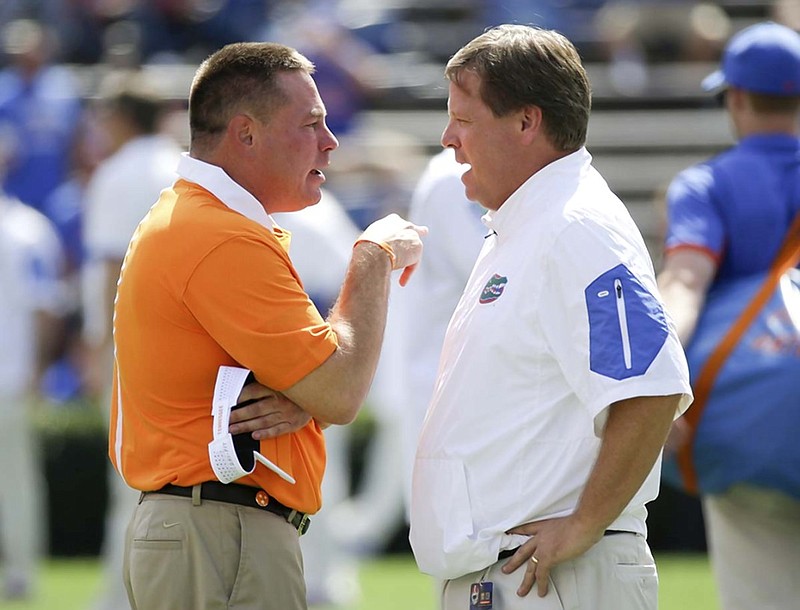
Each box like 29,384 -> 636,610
519,105 -> 543,145
228,114 -> 255,148
727,87 -> 747,112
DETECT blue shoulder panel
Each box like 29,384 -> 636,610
585,264 -> 669,380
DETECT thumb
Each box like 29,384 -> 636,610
399,263 -> 418,286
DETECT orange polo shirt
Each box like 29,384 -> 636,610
109,175 -> 337,514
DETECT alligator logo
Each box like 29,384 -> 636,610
479,273 -> 508,304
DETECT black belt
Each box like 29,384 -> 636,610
497,530 -> 635,560
142,482 -> 311,535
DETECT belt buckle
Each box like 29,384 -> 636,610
296,513 -> 310,536
286,509 -> 311,536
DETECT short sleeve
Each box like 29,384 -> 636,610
84,166 -> 140,260
664,164 -> 725,257
539,219 -> 687,424
12,204 -> 65,313
83,142 -> 178,261
24,240 -> 64,312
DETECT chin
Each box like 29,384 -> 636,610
306,190 -> 323,206
268,194 -> 319,214
293,193 -> 323,212
463,182 -> 479,205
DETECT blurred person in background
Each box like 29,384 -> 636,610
480,0 -> 576,39
772,0 -> 800,30
394,147 -> 485,512
275,191 -> 365,608
42,116 -> 105,292
263,0 -> 403,229
658,21 -> 800,610
18,0 -> 138,66
0,19 -> 83,214
595,1 -> 731,96
0,158 -> 66,601
262,0 -> 381,139
364,146 -> 486,606
135,0 -> 268,64
81,70 -> 182,610
36,114 -> 109,407
278,188 -> 422,608
29,0 -> 268,66
410,25 -> 692,610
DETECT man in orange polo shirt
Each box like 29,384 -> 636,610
110,42 -> 426,610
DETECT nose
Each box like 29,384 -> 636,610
440,121 -> 457,150
321,122 -> 339,152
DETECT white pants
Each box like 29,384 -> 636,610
703,484 -> 800,610
0,402 -> 44,588
440,533 -> 657,610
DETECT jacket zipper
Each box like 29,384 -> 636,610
615,279 -> 632,370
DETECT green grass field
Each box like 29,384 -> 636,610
0,552 -> 717,610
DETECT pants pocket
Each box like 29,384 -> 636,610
127,502 -> 194,610
131,539 -> 183,551
613,562 -> 658,609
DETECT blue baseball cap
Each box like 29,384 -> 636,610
702,22 -> 800,96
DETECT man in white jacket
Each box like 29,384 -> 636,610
410,25 -> 692,610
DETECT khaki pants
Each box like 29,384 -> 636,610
125,492 -> 307,610
703,484 -> 800,610
440,533 -> 657,610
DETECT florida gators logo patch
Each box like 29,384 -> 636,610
479,273 -> 508,304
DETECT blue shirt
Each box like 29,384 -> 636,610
665,133 -> 800,281
0,65 -> 82,212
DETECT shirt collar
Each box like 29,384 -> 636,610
176,152 -> 277,230
483,147 -> 592,239
738,133 -> 800,152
